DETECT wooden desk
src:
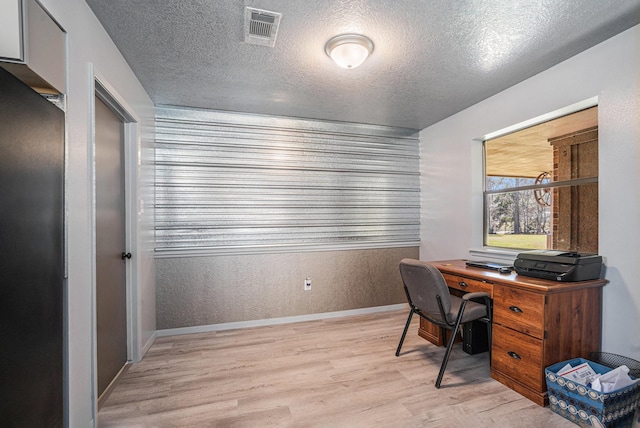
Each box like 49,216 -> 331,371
419,259 -> 607,406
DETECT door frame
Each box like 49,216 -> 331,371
89,64 -> 141,418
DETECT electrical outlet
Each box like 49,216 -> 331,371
304,277 -> 311,291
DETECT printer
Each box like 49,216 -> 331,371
514,250 -> 603,282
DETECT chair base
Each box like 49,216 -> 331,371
394,305 -> 463,388
395,301 -> 491,389
435,300 -> 467,388
395,310 -> 414,357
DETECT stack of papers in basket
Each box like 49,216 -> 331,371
557,361 -> 639,392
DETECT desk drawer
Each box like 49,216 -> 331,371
492,324 -> 544,391
442,273 -> 493,297
493,285 -> 545,339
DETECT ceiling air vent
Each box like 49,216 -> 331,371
244,7 -> 282,48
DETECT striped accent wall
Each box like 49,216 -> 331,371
155,106 -> 420,257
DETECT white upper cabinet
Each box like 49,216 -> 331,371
0,0 -> 65,93
0,0 -> 22,60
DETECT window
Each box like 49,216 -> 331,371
483,106 -> 598,252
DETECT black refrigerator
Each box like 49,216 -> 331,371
0,67 -> 64,426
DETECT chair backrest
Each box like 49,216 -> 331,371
399,259 -> 452,321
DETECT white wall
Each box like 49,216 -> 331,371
37,1 -> 156,426
420,25 -> 640,360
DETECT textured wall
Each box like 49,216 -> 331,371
156,247 -> 417,329
154,106 -> 419,256
419,25 -> 640,358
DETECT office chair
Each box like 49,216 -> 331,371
395,258 -> 492,388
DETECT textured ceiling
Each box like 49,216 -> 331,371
85,0 -> 640,130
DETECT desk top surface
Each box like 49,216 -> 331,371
430,259 -> 608,293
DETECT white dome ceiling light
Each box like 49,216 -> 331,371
325,34 -> 374,69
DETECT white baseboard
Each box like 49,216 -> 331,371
141,330 -> 157,357
156,303 -> 408,338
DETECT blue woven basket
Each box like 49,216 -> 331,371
545,358 -> 640,428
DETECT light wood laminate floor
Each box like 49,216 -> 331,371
99,310 -> 575,427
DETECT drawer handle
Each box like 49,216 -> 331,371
507,351 -> 522,360
458,281 -> 468,288
509,305 -> 523,313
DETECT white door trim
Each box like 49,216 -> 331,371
88,63 -> 142,421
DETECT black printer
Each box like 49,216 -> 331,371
514,250 -> 603,282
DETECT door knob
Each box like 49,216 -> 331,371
121,252 -> 132,260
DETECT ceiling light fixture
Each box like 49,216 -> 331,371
325,34 -> 374,69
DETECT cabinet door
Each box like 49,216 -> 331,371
493,285 -> 545,339
0,0 -> 23,60
492,324 -> 544,391
1,0 -> 66,93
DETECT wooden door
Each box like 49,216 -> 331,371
95,94 -> 128,404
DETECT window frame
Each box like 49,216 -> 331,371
479,98 -> 599,253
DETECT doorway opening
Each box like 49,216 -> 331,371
93,78 -> 137,410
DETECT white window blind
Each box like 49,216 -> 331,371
155,106 -> 420,257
